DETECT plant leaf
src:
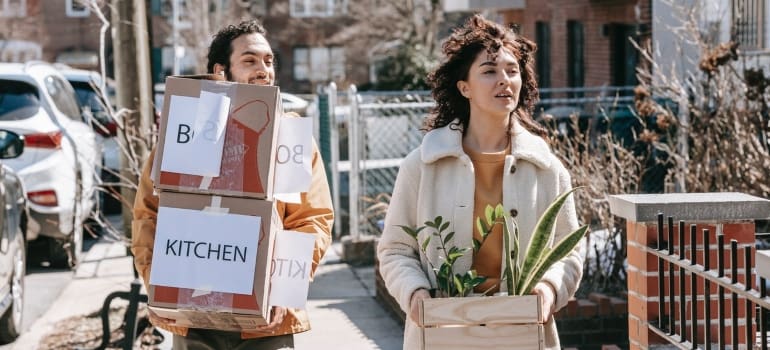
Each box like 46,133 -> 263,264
472,238 -> 481,253
485,205 -> 494,225
516,188 -> 580,294
519,225 -> 588,295
421,237 -> 431,252
439,221 -> 450,233
494,204 -> 505,219
443,231 -> 455,245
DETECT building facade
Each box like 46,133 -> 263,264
0,0 -> 104,68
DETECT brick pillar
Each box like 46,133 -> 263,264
609,193 -> 770,350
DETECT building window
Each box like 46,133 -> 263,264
66,0 -> 90,17
535,21 -> 551,94
567,20 -> 584,91
0,0 -> 26,17
732,0 -> 766,50
290,0 -> 347,18
608,23 -> 638,88
293,46 -> 345,82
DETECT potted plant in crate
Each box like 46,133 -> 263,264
399,189 -> 588,350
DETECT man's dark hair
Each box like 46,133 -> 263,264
206,20 -> 267,76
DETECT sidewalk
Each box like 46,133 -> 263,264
9,240 -> 403,349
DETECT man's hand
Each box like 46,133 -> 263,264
409,289 -> 431,326
255,306 -> 287,333
148,309 -> 176,328
532,282 -> 557,323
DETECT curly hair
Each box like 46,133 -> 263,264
206,20 -> 267,78
425,14 -> 547,139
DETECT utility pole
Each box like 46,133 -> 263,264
111,0 -> 154,240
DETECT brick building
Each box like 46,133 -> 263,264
0,0 -> 104,68
496,0 -> 652,90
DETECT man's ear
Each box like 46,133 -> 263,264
456,80 -> 470,99
213,63 -> 226,76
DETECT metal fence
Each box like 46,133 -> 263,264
651,213 -> 770,349
316,84 -> 640,239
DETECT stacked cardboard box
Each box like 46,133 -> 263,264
147,76 -> 283,331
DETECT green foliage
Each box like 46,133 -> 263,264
400,188 -> 588,297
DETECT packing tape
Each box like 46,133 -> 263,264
178,290 -> 235,315
202,195 -> 229,215
191,286 -> 213,298
199,176 -> 213,190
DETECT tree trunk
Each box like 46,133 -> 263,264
111,0 -> 153,242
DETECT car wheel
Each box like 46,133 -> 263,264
0,232 -> 25,344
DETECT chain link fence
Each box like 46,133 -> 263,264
314,84 -> 667,239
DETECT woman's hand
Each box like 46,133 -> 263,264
148,309 -> 176,328
532,282 -> 557,323
255,306 -> 287,333
409,288 -> 431,326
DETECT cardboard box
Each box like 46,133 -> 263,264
152,76 -> 280,199
148,191 -> 280,331
419,295 -> 544,350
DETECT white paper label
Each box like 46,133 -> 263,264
268,230 -> 316,308
273,117 -> 313,201
160,93 -> 230,176
150,206 -> 261,295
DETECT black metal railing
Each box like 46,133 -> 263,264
650,212 -> 770,349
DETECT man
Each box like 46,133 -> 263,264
131,20 -> 334,350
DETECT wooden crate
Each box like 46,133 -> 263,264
419,294 -> 544,350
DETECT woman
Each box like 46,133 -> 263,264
376,14 -> 584,350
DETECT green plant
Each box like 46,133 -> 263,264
401,188 -> 589,297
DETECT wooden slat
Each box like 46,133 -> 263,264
420,295 -> 541,326
423,324 -> 544,350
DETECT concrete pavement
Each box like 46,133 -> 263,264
6,239 -> 403,349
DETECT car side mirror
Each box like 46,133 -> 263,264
0,130 -> 25,159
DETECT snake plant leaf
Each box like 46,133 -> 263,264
484,205 -> 494,226
509,217 -> 520,294
516,188 -> 580,294
494,204 -> 505,220
453,275 -> 464,295
476,217 -> 488,237
519,224 -> 588,295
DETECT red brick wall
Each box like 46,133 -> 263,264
500,0 -> 650,88
626,220 -> 757,349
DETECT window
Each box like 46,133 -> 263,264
66,0 -> 89,17
45,76 -> 82,121
290,0 -> 347,18
535,22 -> 551,94
0,80 -> 40,121
609,23 -> 638,87
0,0 -> 26,17
293,46 -> 345,82
567,20 -> 584,91
732,0 -> 766,50
293,47 -> 310,81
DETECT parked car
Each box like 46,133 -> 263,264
0,130 -> 29,344
0,61 -> 100,268
57,66 -> 121,215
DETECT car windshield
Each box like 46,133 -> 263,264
70,81 -> 111,123
0,79 -> 40,121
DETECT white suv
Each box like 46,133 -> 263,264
0,62 -> 100,268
